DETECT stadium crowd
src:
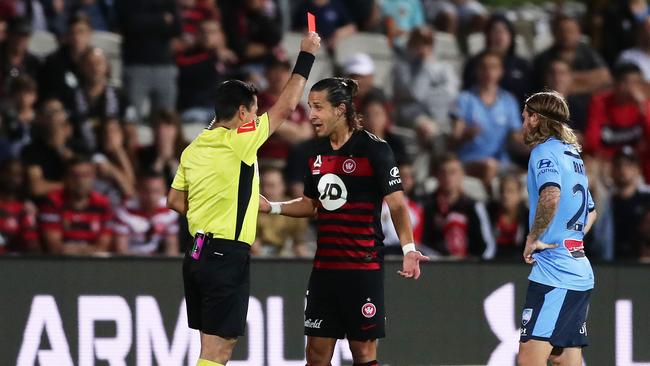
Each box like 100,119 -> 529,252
0,0 -> 649,262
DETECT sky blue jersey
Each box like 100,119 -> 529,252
527,138 -> 595,291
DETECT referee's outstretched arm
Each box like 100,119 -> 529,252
267,32 -> 320,134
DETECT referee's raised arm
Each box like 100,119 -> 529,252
267,32 -> 321,134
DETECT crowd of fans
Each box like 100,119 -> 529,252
1,0 -> 650,263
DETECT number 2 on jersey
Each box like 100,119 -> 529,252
567,183 -> 588,231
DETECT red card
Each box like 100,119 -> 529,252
307,12 -> 316,33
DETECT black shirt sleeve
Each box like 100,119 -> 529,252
369,139 -> 403,196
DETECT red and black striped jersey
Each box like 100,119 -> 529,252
38,189 -> 113,246
0,199 -> 37,253
303,130 -> 403,270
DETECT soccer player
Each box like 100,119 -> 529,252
517,91 -> 597,366
166,32 -> 321,366
260,77 -> 429,366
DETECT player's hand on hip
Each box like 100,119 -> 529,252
301,32 -> 321,54
258,194 -> 271,214
523,237 -> 558,264
398,251 -> 429,280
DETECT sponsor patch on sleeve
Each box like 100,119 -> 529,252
237,120 -> 257,134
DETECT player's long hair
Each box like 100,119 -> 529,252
311,77 -> 362,131
524,91 -> 581,151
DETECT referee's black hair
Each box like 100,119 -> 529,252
213,80 -> 258,123
311,77 -> 362,131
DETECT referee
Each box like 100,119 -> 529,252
166,32 -> 320,366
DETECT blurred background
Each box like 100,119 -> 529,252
1,1 -> 650,364
0,0 -> 649,263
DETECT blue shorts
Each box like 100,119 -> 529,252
519,281 -> 591,348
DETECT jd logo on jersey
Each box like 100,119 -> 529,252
537,159 -> 554,169
317,174 -> 348,211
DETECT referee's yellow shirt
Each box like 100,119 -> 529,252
171,113 -> 270,245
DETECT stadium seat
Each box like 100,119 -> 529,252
334,32 -> 394,96
433,31 -> 464,77
28,30 -> 57,58
91,31 -> 123,87
421,175 -> 488,202
533,32 -> 553,54
136,124 -> 152,146
182,123 -> 207,140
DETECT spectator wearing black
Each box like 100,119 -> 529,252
421,153 -> 495,259
0,17 -> 40,99
543,58 -> 590,134
176,19 -> 235,123
284,138 -> 315,198
21,98 -> 81,199
639,210 -> 650,262
601,0 -> 649,66
0,158 -> 39,253
487,174 -> 528,259
1,74 -> 38,156
462,14 -> 532,106
360,93 -> 407,165
219,0 -> 283,66
39,13 -> 93,102
116,0 -> 182,122
343,0 -> 382,32
611,146 -> 650,260
137,110 -> 186,186
67,47 -> 133,151
93,118 -> 136,206
292,0 -> 356,49
533,15 -> 612,96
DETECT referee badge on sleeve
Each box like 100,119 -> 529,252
237,120 -> 257,134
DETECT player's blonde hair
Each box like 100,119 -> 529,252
524,91 -> 581,151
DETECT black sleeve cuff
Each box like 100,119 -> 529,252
538,182 -> 561,195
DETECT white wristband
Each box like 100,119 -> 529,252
402,243 -> 417,256
269,202 -> 282,215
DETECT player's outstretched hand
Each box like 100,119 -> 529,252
259,194 -> 271,214
300,32 -> 321,55
523,237 -> 558,264
398,250 -> 429,280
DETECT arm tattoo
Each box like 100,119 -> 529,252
529,186 -> 561,240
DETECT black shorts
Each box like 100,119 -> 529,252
519,281 -> 591,348
304,268 -> 385,341
182,237 -> 251,338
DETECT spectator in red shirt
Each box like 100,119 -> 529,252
585,62 -> 650,182
0,158 -> 38,253
178,0 -> 220,48
114,171 -> 179,255
487,173 -> 528,259
39,156 -> 113,255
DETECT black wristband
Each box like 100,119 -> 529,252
292,51 -> 315,79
